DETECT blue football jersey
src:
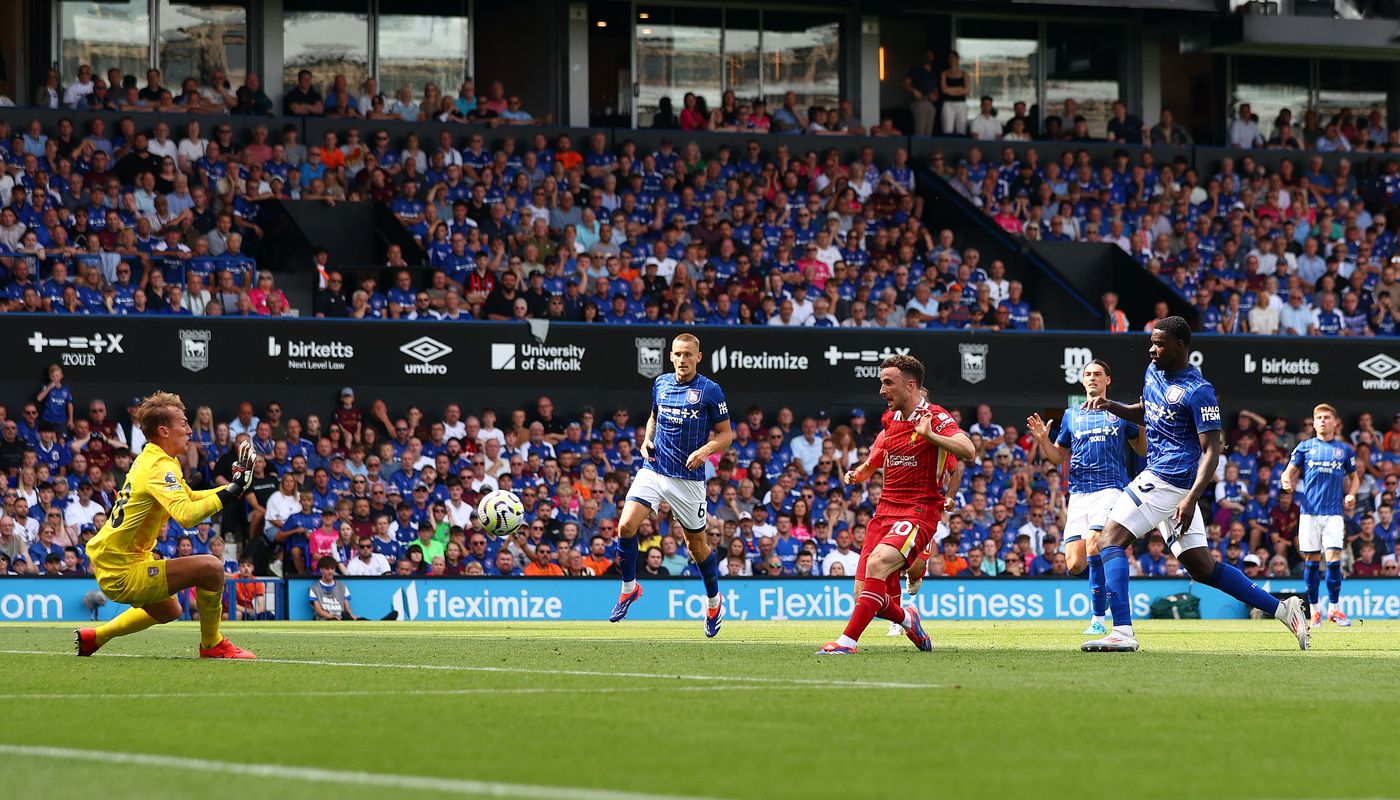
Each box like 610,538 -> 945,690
647,373 -> 731,482
1288,437 -> 1356,516
1055,406 -> 1138,494
1141,364 -> 1222,490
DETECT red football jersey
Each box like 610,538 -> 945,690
869,400 -> 962,506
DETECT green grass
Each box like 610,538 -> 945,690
1,620 -> 1398,800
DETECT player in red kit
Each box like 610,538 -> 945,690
817,355 -> 975,655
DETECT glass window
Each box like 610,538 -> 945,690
158,2 -> 248,89
378,0 -> 470,106
723,9 -> 761,108
1231,56 -> 1309,140
1317,59 -> 1388,138
60,1 -> 151,87
636,6 -> 723,127
283,1 -> 370,97
1045,23 -> 1122,138
956,20 -> 1038,129
762,14 -> 841,112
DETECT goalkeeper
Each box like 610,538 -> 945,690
76,391 -> 257,659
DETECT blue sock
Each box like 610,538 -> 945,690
1303,560 -> 1320,607
699,550 -> 720,599
1087,554 -> 1107,617
1203,561 -> 1280,616
1101,546 -> 1132,630
618,535 -> 638,583
1326,560 -> 1343,606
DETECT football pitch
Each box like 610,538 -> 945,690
1,620 -> 1397,800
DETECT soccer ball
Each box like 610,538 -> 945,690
476,490 -> 525,537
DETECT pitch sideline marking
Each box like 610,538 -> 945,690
0,685 -> 855,701
0,649 -> 937,689
0,743 -> 731,800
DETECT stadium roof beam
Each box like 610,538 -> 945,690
1181,14 -> 1400,59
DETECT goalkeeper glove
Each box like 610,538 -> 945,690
220,441 -> 256,502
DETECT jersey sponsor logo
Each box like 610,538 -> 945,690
1061,347 -> 1094,384
660,405 -> 702,422
958,343 -> 988,384
635,337 -> 667,378
886,454 -> 919,467
1144,400 -> 1175,423
178,329 -> 211,373
400,336 -> 453,375
717,402 -> 728,417
1200,405 -> 1221,423
1358,353 -> 1400,390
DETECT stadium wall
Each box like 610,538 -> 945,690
3,316 -> 1395,425
6,576 -> 1400,623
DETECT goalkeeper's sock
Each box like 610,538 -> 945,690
196,588 -> 225,650
94,607 -> 159,646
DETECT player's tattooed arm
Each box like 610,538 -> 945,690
1175,430 -> 1222,534
1084,394 -> 1145,425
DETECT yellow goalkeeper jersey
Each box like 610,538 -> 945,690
86,443 -> 226,571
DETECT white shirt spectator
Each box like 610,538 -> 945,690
63,79 -> 95,109
147,137 -> 178,162
443,419 -> 467,441
789,295 -> 814,326
469,474 -> 499,493
345,552 -> 391,576
1278,301 -> 1313,336
1018,521 -> 1048,555
1247,299 -> 1281,335
906,295 -> 939,319
445,499 -> 474,529
970,113 -> 1001,141
645,256 -> 677,281
1226,117 -> 1263,149
983,278 -> 1010,304
264,489 -> 301,533
177,137 -> 208,167
64,499 -> 102,530
477,425 -> 507,450
821,547 -> 860,577
789,434 -> 823,475
229,416 -> 260,437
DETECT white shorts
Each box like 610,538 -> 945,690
1064,488 -> 1121,544
1107,470 -> 1208,557
626,468 -> 708,533
1298,514 -> 1345,553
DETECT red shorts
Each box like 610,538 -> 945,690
855,502 -> 944,582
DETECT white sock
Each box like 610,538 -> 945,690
706,595 -> 721,610
1091,615 -> 1105,625
1112,625 -> 1134,637
899,612 -> 914,631
620,581 -> 636,595
1274,601 -> 1291,622
1329,601 -> 1341,614
836,634 -> 858,648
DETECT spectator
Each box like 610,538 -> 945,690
969,96 -> 1001,141
904,50 -> 940,137
939,52 -> 970,136
284,70 -> 324,117
1149,108 -> 1192,146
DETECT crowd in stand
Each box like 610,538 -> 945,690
4,62 -> 1400,335
2,378 -> 1397,586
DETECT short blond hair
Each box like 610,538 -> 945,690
137,391 -> 186,441
1313,403 -> 1339,419
672,333 -> 700,351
